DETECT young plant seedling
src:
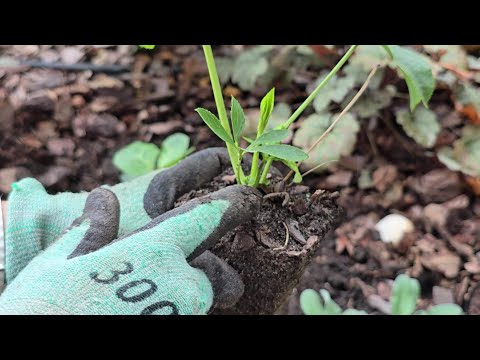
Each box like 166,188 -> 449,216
300,274 -> 464,315
113,132 -> 194,180
194,45 -> 434,187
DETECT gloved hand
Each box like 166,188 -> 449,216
5,148 -> 234,283
0,184 -> 261,314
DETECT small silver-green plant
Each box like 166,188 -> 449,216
300,274 -> 464,315
113,132 -> 193,180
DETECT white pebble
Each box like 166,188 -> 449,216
375,214 -> 414,245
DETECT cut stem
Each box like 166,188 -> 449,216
280,45 -> 358,130
284,64 -> 380,182
202,45 -> 245,184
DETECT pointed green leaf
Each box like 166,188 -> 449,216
113,141 -> 161,177
279,159 -> 303,184
258,88 -> 275,134
385,45 -> 434,110
230,97 -> 246,143
157,133 -> 192,169
195,108 -> 234,145
246,129 -> 289,151
139,45 -> 155,50
300,289 -> 324,315
247,144 -> 308,162
391,274 -> 420,315
426,304 -> 464,315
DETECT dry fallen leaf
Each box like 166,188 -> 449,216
335,234 -> 354,256
421,251 -> 461,279
373,165 -> 397,193
465,176 -> 480,196
408,169 -> 463,203
464,261 -> 480,274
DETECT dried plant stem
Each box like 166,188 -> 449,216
301,160 -> 338,178
273,222 -> 290,251
283,64 -> 381,183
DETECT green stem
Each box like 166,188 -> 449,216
248,153 -> 260,186
280,45 -> 358,129
259,158 -> 274,185
202,45 -> 245,184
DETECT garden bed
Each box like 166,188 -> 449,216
1,45 -> 479,314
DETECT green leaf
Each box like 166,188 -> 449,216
455,82 -> 480,115
300,289 -> 324,315
437,125 -> 480,177
293,113 -> 359,173
381,45 -> 393,58
426,304 -> 464,315
195,108 -> 234,145
258,88 -> 275,134
113,141 -> 161,177
230,97 -> 246,143
278,159 -> 303,183
319,289 -> 343,315
139,45 -> 155,50
349,85 -> 396,118
242,136 -> 255,144
232,46 -> 273,91
391,274 -> 420,315
395,106 -> 440,148
215,57 -> 235,84
343,309 -> 368,315
246,129 -> 289,151
247,144 -> 308,162
313,73 -> 356,113
424,45 -> 468,70
157,133 -> 192,169
385,45 -> 434,110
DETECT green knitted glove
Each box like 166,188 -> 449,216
5,148 -> 233,283
0,185 -> 261,315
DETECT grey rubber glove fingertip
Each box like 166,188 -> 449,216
190,251 -> 245,310
68,188 -> 120,259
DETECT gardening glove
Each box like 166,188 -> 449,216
4,148 -> 234,283
0,184 -> 261,315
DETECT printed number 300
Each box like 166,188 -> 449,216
90,262 -> 178,315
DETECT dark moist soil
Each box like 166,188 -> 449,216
176,168 -> 343,314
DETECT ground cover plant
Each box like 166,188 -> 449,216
300,274 -> 464,315
113,132 -> 193,180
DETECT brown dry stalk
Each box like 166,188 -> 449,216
283,64 -> 381,183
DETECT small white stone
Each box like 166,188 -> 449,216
374,214 -> 414,245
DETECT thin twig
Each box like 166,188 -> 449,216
273,222 -> 290,251
300,160 -> 338,179
263,192 -> 291,207
364,124 -> 379,157
283,64 -> 381,183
